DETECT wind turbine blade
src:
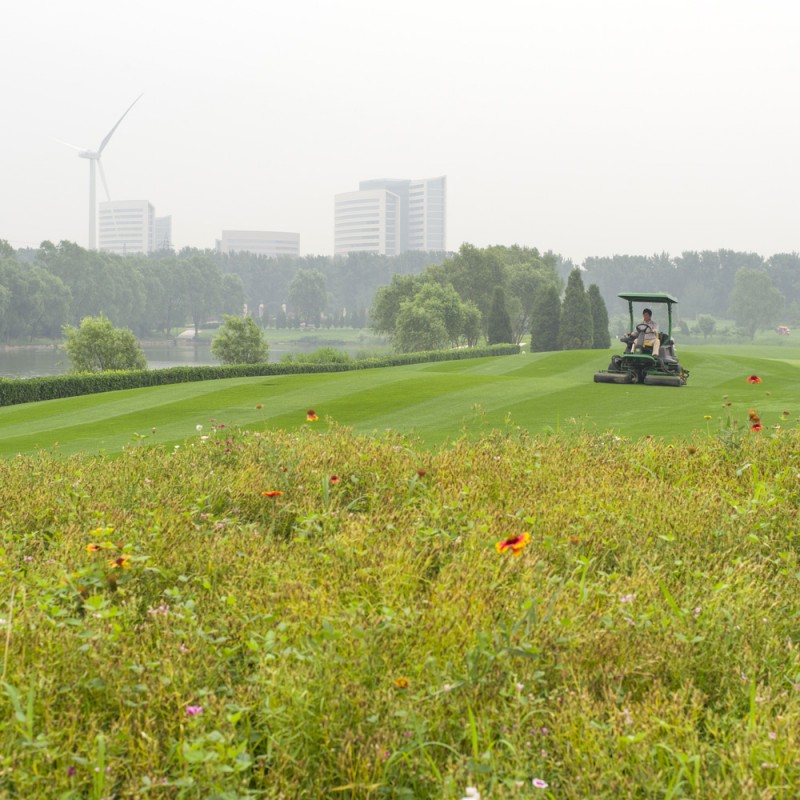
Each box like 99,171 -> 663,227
97,92 -> 143,154
97,159 -> 113,204
52,136 -> 87,152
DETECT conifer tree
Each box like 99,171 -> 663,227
558,269 -> 593,349
587,283 -> 611,348
486,286 -> 514,344
530,285 -> 561,352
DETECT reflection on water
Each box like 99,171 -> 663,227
0,338 -> 383,379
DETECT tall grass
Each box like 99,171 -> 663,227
2,417 -> 800,797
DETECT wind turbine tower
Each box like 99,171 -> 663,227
69,94 -> 143,250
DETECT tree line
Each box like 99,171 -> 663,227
369,244 -> 611,352
0,240 -> 445,342
582,249 -> 799,330
1,237 -> 796,346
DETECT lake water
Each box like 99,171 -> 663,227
0,338 -> 380,378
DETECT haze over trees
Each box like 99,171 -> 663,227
581,249 -> 797,327
0,240 -> 446,343
2,238 -> 799,348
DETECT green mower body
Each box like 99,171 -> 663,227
594,292 -> 689,387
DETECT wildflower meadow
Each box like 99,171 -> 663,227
3,404 -> 800,797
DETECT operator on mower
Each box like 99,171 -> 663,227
627,308 -> 660,357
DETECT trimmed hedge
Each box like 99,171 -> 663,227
0,344 -> 520,407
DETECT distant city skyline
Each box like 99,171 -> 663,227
3,1 -> 800,263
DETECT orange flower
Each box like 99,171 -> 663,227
416,468 -> 427,477
262,490 -> 283,498
394,676 -> 410,689
748,408 -> 760,420
747,375 -> 762,384
255,404 -> 263,410
306,409 -> 319,422
108,554 -> 131,569
496,531 -> 531,556
86,543 -> 104,553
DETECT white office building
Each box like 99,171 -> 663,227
217,230 -> 300,257
98,200 -> 155,255
334,176 -> 446,256
334,189 -> 401,256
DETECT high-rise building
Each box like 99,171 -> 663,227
217,230 -> 300,258
98,200 -> 155,254
334,189 -> 402,256
334,176 -> 446,256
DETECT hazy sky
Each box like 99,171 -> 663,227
3,0 -> 799,262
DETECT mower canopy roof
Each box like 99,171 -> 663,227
618,292 -> 679,306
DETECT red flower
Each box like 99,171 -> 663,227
329,475 -> 341,485
751,422 -> 763,432
747,375 -> 762,384
496,532 -> 531,556
262,490 -> 283,498
416,468 -> 427,477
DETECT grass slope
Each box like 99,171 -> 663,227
0,345 -> 797,457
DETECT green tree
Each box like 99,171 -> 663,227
530,285 -> 561,352
504,258 -> 561,344
447,243 -> 506,326
728,268 -> 784,339
289,269 -> 327,325
461,301 -> 482,347
394,302 -> 450,353
210,315 -> 269,364
486,286 -> 514,344
221,273 -> 245,318
63,315 -> 147,372
412,283 -> 466,346
559,269 -> 593,350
587,284 -> 611,348
370,274 -> 423,335
181,253 -> 223,336
696,314 -> 716,340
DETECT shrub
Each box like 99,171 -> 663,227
63,315 -> 147,372
211,315 -> 269,365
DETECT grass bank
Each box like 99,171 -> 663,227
0,345 -> 798,457
2,424 -> 800,797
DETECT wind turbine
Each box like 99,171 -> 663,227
59,94 -> 143,250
